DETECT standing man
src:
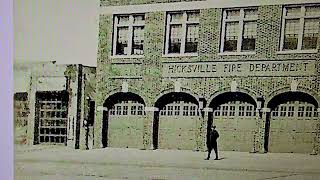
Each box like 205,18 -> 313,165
205,125 -> 219,160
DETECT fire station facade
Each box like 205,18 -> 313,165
94,0 -> 320,154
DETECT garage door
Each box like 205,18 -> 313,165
213,101 -> 256,151
158,102 -> 199,150
108,101 -> 144,148
269,101 -> 318,153
36,92 -> 68,145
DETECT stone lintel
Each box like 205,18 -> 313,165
261,108 -> 271,113
202,108 -> 213,112
97,106 -> 108,112
145,107 -> 159,112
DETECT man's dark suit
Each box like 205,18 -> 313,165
206,127 -> 219,160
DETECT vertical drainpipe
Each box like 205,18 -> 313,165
75,64 -> 83,149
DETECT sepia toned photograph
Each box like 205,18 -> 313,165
14,0 -> 320,179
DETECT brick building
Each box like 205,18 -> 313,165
94,0 -> 320,154
14,62 -> 96,149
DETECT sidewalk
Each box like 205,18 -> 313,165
15,145 -> 320,174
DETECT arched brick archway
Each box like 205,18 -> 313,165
208,91 -> 257,152
154,87 -> 203,105
265,91 -> 319,153
103,87 -> 145,105
265,87 -> 320,107
207,87 -> 260,107
102,92 -> 146,148
153,91 -> 201,150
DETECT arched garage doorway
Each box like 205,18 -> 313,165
266,92 -> 319,153
102,92 -> 145,148
153,92 -> 200,150
209,92 -> 257,151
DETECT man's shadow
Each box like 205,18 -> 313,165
205,157 -> 226,160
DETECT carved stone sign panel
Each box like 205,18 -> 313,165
162,60 -> 316,77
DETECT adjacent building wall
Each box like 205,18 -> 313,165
14,62 -> 96,149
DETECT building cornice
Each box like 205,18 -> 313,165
100,0 -> 319,15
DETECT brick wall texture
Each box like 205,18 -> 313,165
95,4 -> 320,152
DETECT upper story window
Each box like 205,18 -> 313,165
220,8 -> 258,53
280,5 -> 320,51
165,11 -> 199,55
113,14 -> 145,56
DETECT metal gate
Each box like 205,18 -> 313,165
37,92 -> 68,144
213,101 -> 256,151
107,101 -> 144,148
269,101 -> 318,153
158,102 -> 199,150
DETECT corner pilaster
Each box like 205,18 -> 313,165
311,108 -> 320,155
201,107 -> 213,152
143,107 -> 158,150
255,107 -> 270,153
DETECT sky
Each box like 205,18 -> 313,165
14,0 -> 100,66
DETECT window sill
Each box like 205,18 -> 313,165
110,55 -> 144,59
162,53 -> 198,58
276,50 -> 318,54
218,51 -> 256,56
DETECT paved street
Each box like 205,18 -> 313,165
15,145 -> 320,180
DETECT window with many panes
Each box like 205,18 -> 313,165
214,101 -> 256,117
109,101 -> 145,116
113,14 -> 145,56
174,106 -> 180,116
159,101 -> 199,116
272,107 -> 279,117
221,105 -> 229,116
183,106 -> 189,116
167,106 -> 174,116
190,106 -> 197,116
314,110 -> 319,117
229,105 -> 236,116
238,106 -> 245,116
137,106 -> 144,115
298,106 -> 304,117
160,106 -> 166,115
131,106 -> 137,115
288,106 -> 295,117
280,5 -> 320,51
246,106 -> 253,116
165,11 -> 199,55
305,106 -> 313,117
220,8 -> 258,53
272,101 -> 318,118
214,106 -> 221,116
280,106 -> 287,117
